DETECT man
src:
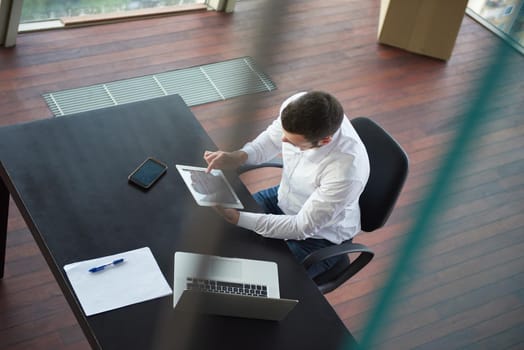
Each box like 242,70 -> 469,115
204,91 -> 370,278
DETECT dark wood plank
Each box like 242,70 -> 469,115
1,0 -> 523,349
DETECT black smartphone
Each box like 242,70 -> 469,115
128,157 -> 168,189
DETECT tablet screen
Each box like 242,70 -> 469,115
176,165 -> 244,209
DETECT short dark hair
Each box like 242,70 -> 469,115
281,91 -> 344,143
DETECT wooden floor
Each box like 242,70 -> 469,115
1,0 -> 523,349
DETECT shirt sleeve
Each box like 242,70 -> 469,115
237,163 -> 366,240
240,117 -> 283,165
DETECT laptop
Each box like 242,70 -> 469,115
173,251 -> 298,321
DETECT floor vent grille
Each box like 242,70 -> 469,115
43,57 -> 276,117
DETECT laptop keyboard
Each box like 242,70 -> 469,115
186,277 -> 268,297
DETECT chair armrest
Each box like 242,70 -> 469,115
301,241 -> 374,293
236,161 -> 283,175
301,241 -> 373,268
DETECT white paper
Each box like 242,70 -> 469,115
64,247 -> 172,316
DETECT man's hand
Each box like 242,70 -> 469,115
204,150 -> 247,173
213,206 -> 240,225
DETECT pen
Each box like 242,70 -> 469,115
89,258 -> 125,273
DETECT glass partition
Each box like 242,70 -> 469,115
467,0 -> 524,54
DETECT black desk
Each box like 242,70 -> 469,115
0,95 -> 356,349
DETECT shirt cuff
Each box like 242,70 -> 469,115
237,211 -> 261,231
240,144 -> 256,164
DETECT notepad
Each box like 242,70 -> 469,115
64,247 -> 172,316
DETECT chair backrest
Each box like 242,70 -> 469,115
351,117 -> 409,232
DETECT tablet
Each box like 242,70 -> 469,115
176,165 -> 244,209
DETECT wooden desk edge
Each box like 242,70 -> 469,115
0,161 -> 102,349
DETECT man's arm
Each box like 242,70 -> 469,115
205,93 -> 305,171
204,116 -> 283,172
204,150 -> 248,172
237,159 -> 366,241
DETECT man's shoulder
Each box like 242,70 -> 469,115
320,152 -> 355,172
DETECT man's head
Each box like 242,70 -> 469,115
281,91 -> 344,150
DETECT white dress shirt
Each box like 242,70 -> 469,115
237,93 -> 370,244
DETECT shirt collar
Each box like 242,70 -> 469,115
295,127 -> 342,162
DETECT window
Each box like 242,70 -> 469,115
19,0 -> 206,31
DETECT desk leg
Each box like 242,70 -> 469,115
0,176 -> 8,279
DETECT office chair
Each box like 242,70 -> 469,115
238,117 -> 409,294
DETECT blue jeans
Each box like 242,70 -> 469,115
253,186 -> 342,279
